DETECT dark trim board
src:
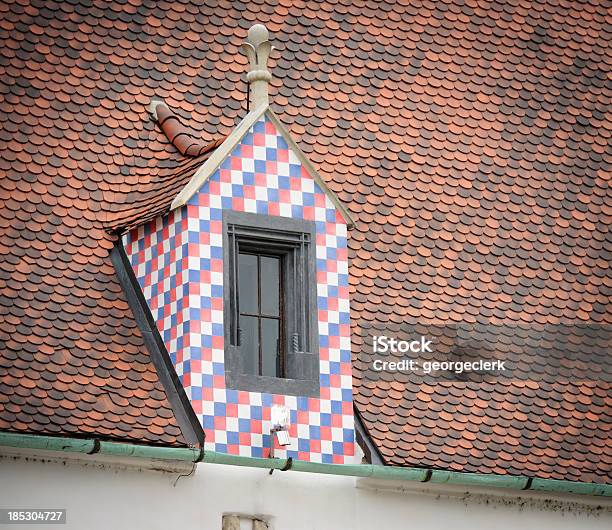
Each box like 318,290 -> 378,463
354,406 -> 384,465
222,210 -> 320,397
111,241 -> 205,448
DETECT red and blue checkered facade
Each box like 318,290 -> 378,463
124,115 -> 354,463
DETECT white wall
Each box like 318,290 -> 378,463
0,453 -> 610,530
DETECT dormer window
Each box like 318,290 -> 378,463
223,211 -> 319,396
124,23 -> 355,462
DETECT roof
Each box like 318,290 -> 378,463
0,0 -> 610,482
0,0 -> 206,447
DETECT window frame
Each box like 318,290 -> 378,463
222,210 -> 320,397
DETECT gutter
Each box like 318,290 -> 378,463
0,432 -> 204,461
1,432 -> 610,498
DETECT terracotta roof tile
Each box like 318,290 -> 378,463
1,0 -> 611,480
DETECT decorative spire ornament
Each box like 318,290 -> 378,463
242,24 -> 274,109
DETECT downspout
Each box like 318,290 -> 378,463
1,432 -> 610,497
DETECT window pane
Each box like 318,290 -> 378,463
238,253 -> 258,314
261,318 -> 280,378
239,315 -> 259,375
260,255 -> 280,317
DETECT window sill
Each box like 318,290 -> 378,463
225,370 -> 320,398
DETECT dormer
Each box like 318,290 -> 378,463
121,25 -> 356,463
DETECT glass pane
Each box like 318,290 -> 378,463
238,253 -> 258,314
260,255 -> 280,317
239,315 -> 259,375
261,318 -> 280,378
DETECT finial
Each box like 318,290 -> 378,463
242,24 -> 274,109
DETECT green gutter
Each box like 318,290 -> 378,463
0,432 -> 202,461
530,478 -> 610,497
203,450 -> 427,481
1,432 -> 610,498
428,469 -> 528,490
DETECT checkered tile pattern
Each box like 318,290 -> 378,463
124,114 -> 354,463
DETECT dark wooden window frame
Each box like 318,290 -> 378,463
223,210 -> 320,397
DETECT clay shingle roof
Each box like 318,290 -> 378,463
1,0 -> 610,481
